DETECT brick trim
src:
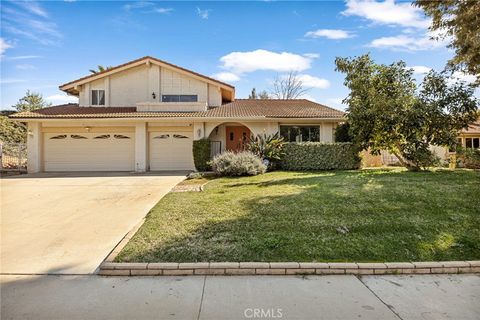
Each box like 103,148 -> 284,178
98,260 -> 480,276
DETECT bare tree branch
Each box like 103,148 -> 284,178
271,71 -> 309,99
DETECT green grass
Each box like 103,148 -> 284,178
116,169 -> 480,263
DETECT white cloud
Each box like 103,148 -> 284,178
154,8 -> 174,14
296,74 -> 330,89
211,72 -> 240,82
0,38 -> 13,55
46,94 -> 78,104
326,98 -> 347,110
408,66 -> 432,74
0,78 -> 26,85
15,1 -> 49,18
449,71 -> 477,84
300,94 -> 317,102
220,49 -> 315,74
303,53 -> 320,59
305,29 -> 354,40
2,3 -> 62,46
123,1 -> 154,11
7,55 -> 41,60
196,7 -> 211,19
16,64 -> 36,70
343,0 -> 430,29
368,33 -> 446,51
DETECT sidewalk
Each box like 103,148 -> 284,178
1,274 -> 479,320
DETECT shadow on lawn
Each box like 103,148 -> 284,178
119,170 -> 480,263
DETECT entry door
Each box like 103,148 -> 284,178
225,126 -> 251,152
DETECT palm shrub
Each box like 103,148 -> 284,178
246,132 -> 286,169
211,151 -> 267,176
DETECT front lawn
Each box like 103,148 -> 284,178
116,169 -> 480,262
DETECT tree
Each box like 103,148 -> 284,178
415,0 -> 480,84
335,54 -> 478,171
271,71 -> 308,99
89,65 -> 112,74
334,122 -> 353,142
249,88 -> 257,99
248,87 -> 270,99
0,116 -> 26,144
13,90 -> 51,112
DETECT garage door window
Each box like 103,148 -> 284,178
50,135 -> 67,139
114,134 -> 131,139
173,134 -> 189,139
153,134 -> 169,139
71,134 -> 88,139
94,134 -> 111,139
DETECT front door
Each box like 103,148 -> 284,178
226,126 -> 251,152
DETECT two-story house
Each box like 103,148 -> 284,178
11,56 -> 345,173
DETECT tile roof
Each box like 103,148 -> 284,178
207,99 -> 345,118
460,120 -> 480,135
9,100 -> 346,120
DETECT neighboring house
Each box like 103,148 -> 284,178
10,56 -> 345,173
457,120 -> 480,149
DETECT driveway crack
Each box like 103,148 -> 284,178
356,275 -> 404,320
196,275 -> 207,320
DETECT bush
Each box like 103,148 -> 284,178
211,151 -> 267,176
192,139 -> 211,171
457,148 -> 480,169
246,133 -> 286,169
281,142 -> 361,171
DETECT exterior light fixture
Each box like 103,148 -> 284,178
84,126 -> 91,132
152,92 -> 156,99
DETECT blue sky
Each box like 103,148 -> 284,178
0,0 -> 475,110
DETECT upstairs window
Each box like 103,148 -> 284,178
280,125 -> 320,143
92,90 -> 105,105
162,95 -> 198,102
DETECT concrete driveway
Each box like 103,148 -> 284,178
0,172 -> 186,275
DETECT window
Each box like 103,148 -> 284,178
114,134 -> 131,139
173,134 -> 189,139
279,125 -> 320,142
71,134 -> 88,139
50,135 -> 67,139
465,137 -> 480,149
161,95 -> 198,102
91,90 -> 105,105
94,134 -> 110,139
153,134 -> 170,139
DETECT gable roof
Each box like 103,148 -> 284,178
9,99 -> 345,120
460,120 -> 480,135
59,56 -> 235,96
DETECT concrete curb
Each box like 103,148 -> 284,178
98,260 -> 480,276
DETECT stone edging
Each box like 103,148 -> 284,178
98,261 -> 480,276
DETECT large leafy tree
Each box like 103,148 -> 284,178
13,90 -> 51,112
0,115 -> 26,144
415,0 -> 480,84
335,54 -> 478,170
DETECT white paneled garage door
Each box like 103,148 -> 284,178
149,130 -> 194,170
43,132 -> 135,171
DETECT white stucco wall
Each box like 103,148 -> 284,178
77,63 -> 222,107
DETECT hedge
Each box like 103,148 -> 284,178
192,138 -> 211,171
281,142 -> 361,171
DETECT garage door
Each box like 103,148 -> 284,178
149,131 -> 194,170
43,132 -> 135,171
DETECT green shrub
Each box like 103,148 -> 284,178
457,148 -> 480,169
246,133 -> 286,169
211,151 -> 267,176
281,142 -> 361,171
192,139 -> 211,171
